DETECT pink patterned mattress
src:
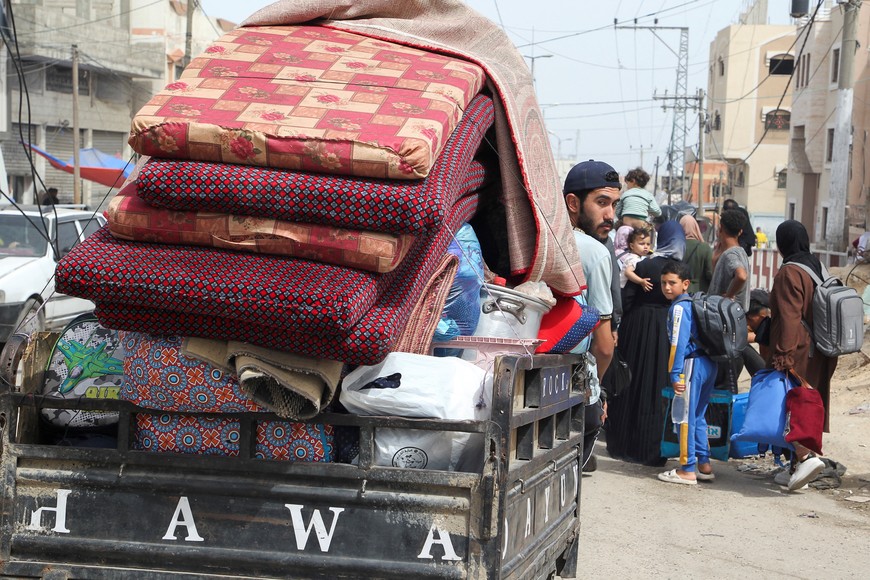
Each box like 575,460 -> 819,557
135,94 -> 494,235
107,181 -> 415,274
93,194 -> 479,366
129,25 -> 485,180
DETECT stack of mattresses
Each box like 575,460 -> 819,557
55,25 -> 492,458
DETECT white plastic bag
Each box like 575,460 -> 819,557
340,353 -> 491,471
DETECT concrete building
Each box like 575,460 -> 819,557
786,0 -> 870,255
0,0 -> 228,208
705,6 -> 796,236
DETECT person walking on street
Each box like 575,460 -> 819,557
680,214 -> 713,294
607,220 -> 686,466
767,220 -> 834,490
563,160 -> 620,473
657,261 -> 717,485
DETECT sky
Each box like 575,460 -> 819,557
199,0 -> 795,176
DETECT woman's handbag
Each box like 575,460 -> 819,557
730,368 -> 797,450
784,371 -> 825,455
601,349 -> 631,398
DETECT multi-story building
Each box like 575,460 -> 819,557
786,0 -> 870,253
705,9 -> 796,236
0,0 -> 227,208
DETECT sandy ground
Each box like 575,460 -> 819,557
578,344 -> 870,579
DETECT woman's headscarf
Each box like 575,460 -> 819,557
679,214 -> 703,242
654,220 -> 686,261
776,219 -> 823,279
614,225 -> 633,253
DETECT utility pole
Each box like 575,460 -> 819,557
654,89 -> 703,205
630,144 -> 654,168
618,24 -> 689,200
185,0 -> 195,68
72,44 -> 80,206
697,87 -> 705,216
827,0 -> 862,253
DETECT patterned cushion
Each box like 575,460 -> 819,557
107,180 -> 416,273
58,151 -> 483,334
135,94 -> 494,235
120,332 -> 262,413
129,25 -> 485,179
93,195 -> 480,366
132,413 -> 334,461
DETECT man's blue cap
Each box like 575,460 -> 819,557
563,160 -> 621,195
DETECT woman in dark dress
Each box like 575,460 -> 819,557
606,220 -> 686,465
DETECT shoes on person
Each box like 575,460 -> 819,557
657,468 -> 697,485
696,471 -> 716,482
582,454 -> 598,473
788,456 -> 825,491
774,468 -> 808,490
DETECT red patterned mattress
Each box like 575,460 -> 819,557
129,25 -> 485,180
107,181 -> 415,274
135,94 -> 494,235
94,194 -> 479,366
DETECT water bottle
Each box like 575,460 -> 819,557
671,373 -> 690,424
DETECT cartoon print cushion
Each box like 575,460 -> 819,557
40,314 -> 125,429
128,25 -> 486,179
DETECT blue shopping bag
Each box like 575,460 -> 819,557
730,368 -> 796,450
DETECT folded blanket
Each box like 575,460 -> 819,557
93,194 -> 479,365
182,337 -> 342,420
129,25 -> 485,180
393,253 -> 458,355
107,179 -> 416,273
57,156 -> 483,335
135,94 -> 493,235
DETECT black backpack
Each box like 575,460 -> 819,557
676,293 -> 748,361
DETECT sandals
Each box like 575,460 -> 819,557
696,471 -> 716,482
657,468 -> 697,485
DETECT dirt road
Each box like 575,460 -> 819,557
579,350 -> 870,579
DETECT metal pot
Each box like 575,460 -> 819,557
472,283 -> 552,339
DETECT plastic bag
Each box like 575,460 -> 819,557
730,368 -> 797,450
340,353 -> 491,471
434,224 -> 484,342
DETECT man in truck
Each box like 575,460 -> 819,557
563,159 -> 621,472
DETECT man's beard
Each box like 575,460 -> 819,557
577,213 -> 613,242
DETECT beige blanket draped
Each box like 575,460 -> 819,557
182,338 -> 342,419
241,0 -> 585,296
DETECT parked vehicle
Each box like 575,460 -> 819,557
0,205 -> 105,343
0,334 -> 585,579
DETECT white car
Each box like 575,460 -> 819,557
0,205 -> 106,342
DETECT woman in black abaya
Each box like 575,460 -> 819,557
606,220 -> 686,465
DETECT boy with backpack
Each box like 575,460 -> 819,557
657,261 -> 717,485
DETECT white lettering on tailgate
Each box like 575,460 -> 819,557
417,524 -> 461,561
162,497 -> 204,542
285,504 -> 344,552
27,489 -> 71,533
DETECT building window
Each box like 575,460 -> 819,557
764,109 -> 791,130
730,164 -> 746,188
789,202 -> 796,220
826,128 -> 835,163
718,57 -> 724,76
769,54 -> 794,76
831,48 -> 840,84
713,111 -> 721,131
804,54 -> 811,87
821,206 -> 829,239
795,55 -> 802,88
45,65 -> 89,96
777,169 -> 788,189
